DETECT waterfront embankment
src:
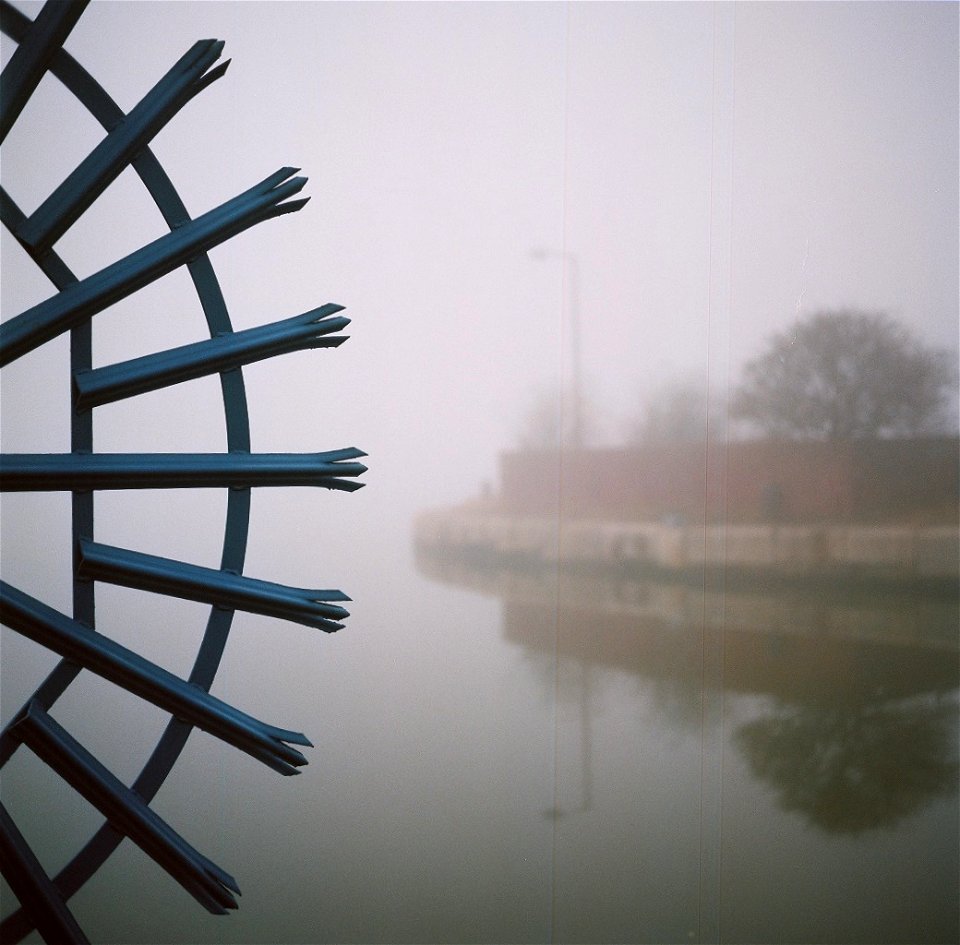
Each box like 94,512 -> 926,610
415,507 -> 959,588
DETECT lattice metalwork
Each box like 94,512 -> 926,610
0,2 -> 366,941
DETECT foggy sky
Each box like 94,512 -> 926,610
2,0 -> 956,516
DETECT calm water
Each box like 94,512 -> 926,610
3,517 -> 956,944
413,549 -> 959,945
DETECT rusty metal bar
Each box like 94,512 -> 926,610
0,448 -> 367,492
11,703 -> 241,914
0,581 -> 313,775
17,39 -> 229,253
0,168 -> 309,366
74,305 -> 349,408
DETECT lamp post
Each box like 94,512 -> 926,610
530,248 -> 583,450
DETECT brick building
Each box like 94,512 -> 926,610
498,437 -> 959,525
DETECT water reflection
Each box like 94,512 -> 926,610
417,552 -> 959,840
736,696 -> 958,835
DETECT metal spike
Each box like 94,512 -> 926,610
13,703 -> 241,913
0,449 -> 367,491
0,168 -> 309,366
0,581 -> 313,775
17,40 -> 228,252
73,305 -> 349,408
77,541 -> 351,630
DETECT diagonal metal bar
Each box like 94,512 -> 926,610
73,305 -> 350,408
0,804 -> 90,945
0,167 -> 310,366
0,581 -> 313,775
0,448 -> 367,492
17,39 -> 230,253
11,702 -> 241,914
0,0 -> 89,144
77,540 -> 351,631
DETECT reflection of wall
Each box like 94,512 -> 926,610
499,437 -> 959,524
416,553 -> 959,704
503,598 -> 958,705
417,551 -> 959,840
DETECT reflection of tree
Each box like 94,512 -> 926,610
647,675 -> 704,735
735,695 -> 959,835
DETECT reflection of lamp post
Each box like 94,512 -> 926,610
542,658 -> 593,819
530,248 -> 583,450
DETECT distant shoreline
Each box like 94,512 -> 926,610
415,508 -> 959,593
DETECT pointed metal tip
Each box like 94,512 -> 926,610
218,871 -> 242,896
282,730 -> 314,748
281,196 -> 310,214
186,39 -> 226,73
218,892 -> 240,912
261,167 -> 303,191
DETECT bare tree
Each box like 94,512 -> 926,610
625,380 -> 711,444
517,389 -> 563,449
516,386 -> 601,449
731,310 -> 955,439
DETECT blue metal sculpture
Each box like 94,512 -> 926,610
0,2 -> 365,941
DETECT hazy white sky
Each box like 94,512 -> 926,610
2,0 -> 958,513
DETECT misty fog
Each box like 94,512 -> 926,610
1,2 -> 957,943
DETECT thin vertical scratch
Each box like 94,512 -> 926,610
549,5 -> 574,943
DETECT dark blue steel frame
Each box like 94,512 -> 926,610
0,3 -> 365,941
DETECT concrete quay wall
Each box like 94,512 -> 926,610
414,509 -> 959,583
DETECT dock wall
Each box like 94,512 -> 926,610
414,509 -> 959,583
